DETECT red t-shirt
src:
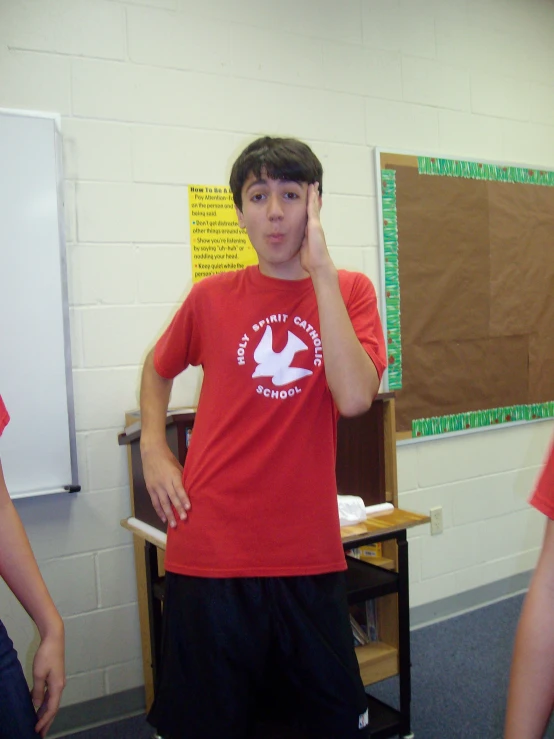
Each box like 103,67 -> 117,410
154,266 -> 386,578
0,395 -> 9,437
530,439 -> 554,519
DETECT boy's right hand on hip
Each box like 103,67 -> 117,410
142,447 -> 190,528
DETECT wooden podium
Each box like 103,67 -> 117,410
119,394 -> 428,738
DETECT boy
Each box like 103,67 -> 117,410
0,394 -> 65,738
140,136 -> 387,738
504,437 -> 554,738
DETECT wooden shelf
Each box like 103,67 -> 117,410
355,641 -> 398,685
350,555 -> 395,570
341,507 -> 430,543
368,556 -> 395,570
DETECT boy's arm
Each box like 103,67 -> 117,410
300,184 -> 380,417
139,349 -> 191,528
504,516 -> 554,739
0,461 -> 65,738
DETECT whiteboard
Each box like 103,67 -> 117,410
0,110 -> 78,499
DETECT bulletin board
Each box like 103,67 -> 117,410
377,151 -> 554,438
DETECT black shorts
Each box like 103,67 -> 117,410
148,572 -> 370,739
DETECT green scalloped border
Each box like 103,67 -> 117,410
418,156 -> 554,186
412,402 -> 554,438
381,169 -> 402,390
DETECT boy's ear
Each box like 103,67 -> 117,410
312,182 -> 322,210
235,205 -> 245,228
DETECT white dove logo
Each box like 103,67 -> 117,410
252,326 -> 313,387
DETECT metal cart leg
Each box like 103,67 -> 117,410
397,531 -> 412,738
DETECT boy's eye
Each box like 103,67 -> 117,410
284,192 -> 299,200
251,193 -> 266,202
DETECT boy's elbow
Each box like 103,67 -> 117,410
336,391 -> 374,418
144,348 -> 156,371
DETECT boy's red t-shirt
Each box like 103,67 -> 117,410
154,266 -> 386,578
530,439 -> 554,519
0,395 -> 9,436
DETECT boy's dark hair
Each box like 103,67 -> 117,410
230,136 -> 323,210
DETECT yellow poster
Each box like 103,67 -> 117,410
188,185 -> 258,282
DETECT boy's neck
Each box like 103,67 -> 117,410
257,259 -> 309,281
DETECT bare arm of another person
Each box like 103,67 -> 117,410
139,349 -> 191,528
0,461 -> 65,737
300,184 -> 380,416
504,517 -> 554,739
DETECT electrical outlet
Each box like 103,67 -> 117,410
430,506 -> 443,535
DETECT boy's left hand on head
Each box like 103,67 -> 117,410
300,183 -> 334,276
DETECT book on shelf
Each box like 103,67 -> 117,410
348,543 -> 382,561
350,614 -> 370,646
365,599 -> 379,642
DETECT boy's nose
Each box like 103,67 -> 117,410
267,193 -> 284,219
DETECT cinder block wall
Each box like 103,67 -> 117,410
0,0 -> 553,710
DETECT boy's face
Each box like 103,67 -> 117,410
235,170 -> 311,279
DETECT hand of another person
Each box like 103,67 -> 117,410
142,444 -> 190,528
32,628 -> 65,737
299,183 -> 333,276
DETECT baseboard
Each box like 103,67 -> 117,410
410,569 -> 532,629
49,686 -> 146,738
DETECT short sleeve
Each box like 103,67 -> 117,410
342,272 -> 387,381
154,286 -> 203,380
0,395 -> 10,436
530,439 -> 554,520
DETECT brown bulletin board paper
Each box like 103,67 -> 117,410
395,166 -> 490,346
188,185 -> 258,282
380,154 -> 554,435
529,292 -> 554,403
395,336 -> 529,434
381,153 -> 418,170
488,181 -> 554,337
